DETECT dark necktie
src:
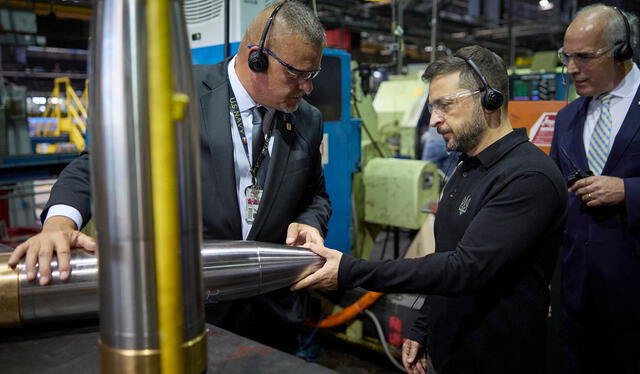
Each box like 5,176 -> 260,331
251,106 -> 269,187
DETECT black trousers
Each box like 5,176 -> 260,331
561,306 -> 640,374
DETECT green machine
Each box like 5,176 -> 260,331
372,74 -> 428,158
350,66 -> 439,259
398,87 -> 429,159
363,158 -> 440,230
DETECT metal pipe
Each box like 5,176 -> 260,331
507,0 -> 515,66
394,0 -> 404,75
431,0 -> 438,63
91,0 -> 207,372
90,0 -> 159,357
0,241 -> 324,327
224,0 -> 230,60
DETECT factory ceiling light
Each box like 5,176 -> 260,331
539,0 -> 554,11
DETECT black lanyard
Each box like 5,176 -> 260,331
229,88 -> 274,186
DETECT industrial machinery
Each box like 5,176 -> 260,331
348,64 -> 440,258
306,48 -> 362,255
0,80 -> 40,233
509,51 -> 576,102
372,74 -> 428,158
506,49 -> 571,154
363,158 -> 440,230
511,71 -> 562,101
0,81 -> 30,157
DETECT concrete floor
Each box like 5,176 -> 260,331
313,334 -> 402,374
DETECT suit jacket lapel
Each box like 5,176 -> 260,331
199,65 -> 242,236
248,112 -> 294,240
603,84 -> 640,174
571,97 -> 591,171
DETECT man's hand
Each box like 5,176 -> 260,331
290,242 -> 342,291
402,339 -> 428,374
286,222 -> 323,247
7,216 -> 97,285
569,175 -> 625,207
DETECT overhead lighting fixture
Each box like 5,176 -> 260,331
31,97 -> 47,105
539,0 -> 554,11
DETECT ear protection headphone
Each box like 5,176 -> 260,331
457,55 -> 504,111
248,3 -> 285,73
613,7 -> 634,62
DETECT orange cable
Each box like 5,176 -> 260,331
311,291 -> 385,328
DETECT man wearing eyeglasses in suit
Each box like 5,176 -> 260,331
550,5 -> 640,374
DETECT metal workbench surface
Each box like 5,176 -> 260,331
0,322 -> 336,374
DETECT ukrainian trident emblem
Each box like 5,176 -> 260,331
458,195 -> 471,215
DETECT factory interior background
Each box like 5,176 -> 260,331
1,0 -> 639,373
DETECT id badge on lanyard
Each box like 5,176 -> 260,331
229,87 -> 274,224
245,185 -> 263,223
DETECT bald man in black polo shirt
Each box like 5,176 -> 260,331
292,45 -> 567,374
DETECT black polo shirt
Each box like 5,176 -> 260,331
338,128 -> 567,374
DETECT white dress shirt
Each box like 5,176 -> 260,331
46,55 -> 274,240
583,63 -> 640,154
45,204 -> 83,230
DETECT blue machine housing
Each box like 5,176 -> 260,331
191,42 -> 240,65
308,49 -> 361,254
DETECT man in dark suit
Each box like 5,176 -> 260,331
550,5 -> 640,373
8,0 -> 330,351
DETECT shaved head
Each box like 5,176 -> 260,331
568,5 -> 615,49
570,4 -> 638,55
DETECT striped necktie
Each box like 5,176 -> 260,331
587,94 -> 613,175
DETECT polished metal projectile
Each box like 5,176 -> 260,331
0,240 -> 324,327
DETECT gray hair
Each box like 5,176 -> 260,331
422,45 -> 509,111
577,4 -> 639,60
268,0 -> 326,48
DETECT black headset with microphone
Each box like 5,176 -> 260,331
457,55 -> 505,111
248,3 -> 285,73
613,7 -> 634,62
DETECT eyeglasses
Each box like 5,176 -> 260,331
557,45 -> 617,65
247,45 -> 321,81
427,89 -> 482,115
